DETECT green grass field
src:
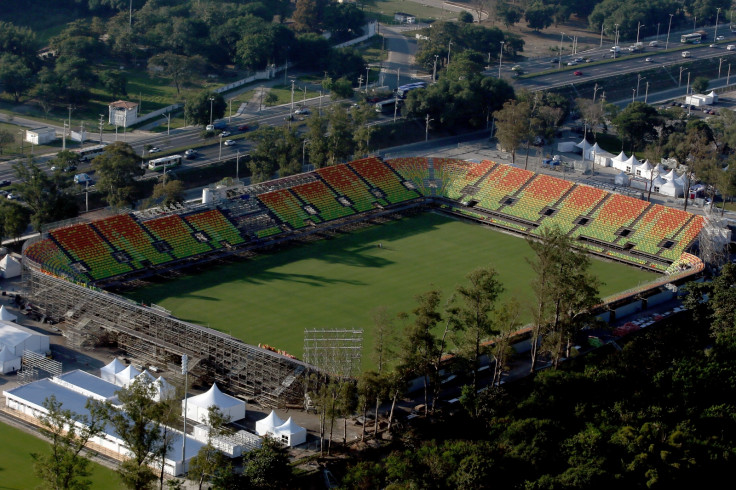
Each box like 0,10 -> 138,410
0,422 -> 120,489
129,213 -> 657,366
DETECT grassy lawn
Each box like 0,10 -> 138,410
362,35 -> 388,64
364,0 -> 454,23
0,422 -> 120,489
129,213 -> 657,369
0,121 -> 69,160
266,85 -> 322,106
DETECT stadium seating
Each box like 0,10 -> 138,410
316,165 -> 380,212
535,184 -> 608,235
660,216 -> 705,261
573,194 -> 650,244
23,239 -> 86,282
386,157 -> 431,195
474,164 -> 535,210
291,180 -> 356,221
143,215 -> 213,259
94,214 -> 171,268
255,226 -> 284,239
433,159 -> 496,200
349,157 -> 420,204
502,174 -> 574,222
184,209 -> 246,248
258,189 -> 321,229
51,225 -> 132,280
627,205 -> 692,255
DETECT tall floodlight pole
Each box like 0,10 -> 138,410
636,74 -> 644,97
666,14 -> 674,49
632,89 -> 636,104
720,58 -> 725,78
679,66 -> 687,86
645,81 -> 650,103
637,22 -> 645,44
181,355 -> 188,468
498,41 -> 505,78
715,7 -> 722,42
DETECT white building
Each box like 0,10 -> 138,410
0,320 -> 50,359
108,100 -> 139,128
25,127 -> 57,145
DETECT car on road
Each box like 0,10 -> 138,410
223,139 -> 235,146
717,35 -> 725,41
567,61 -> 577,66
294,107 -> 310,115
206,124 -> 215,131
220,131 -> 231,137
573,57 -> 584,63
682,51 -> 691,58
645,57 -> 653,62
6,193 -> 19,200
573,71 -> 583,76
237,124 -> 250,131
710,44 -> 718,48
149,147 -> 161,153
584,58 -> 592,63
0,180 -> 10,187
184,149 -> 198,159
729,45 -> 736,51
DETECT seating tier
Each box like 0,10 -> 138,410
573,194 -> 650,243
433,159 -> 496,200
628,205 -> 692,255
258,189 -> 321,229
660,216 -> 705,260
386,157 -> 431,196
143,215 -> 212,259
316,165 -> 378,212
94,214 -> 171,267
535,184 -> 608,235
349,157 -> 420,204
291,180 -> 356,221
502,174 -> 574,222
24,239 -> 85,281
474,164 -> 535,210
51,225 -> 132,280
185,209 -> 246,248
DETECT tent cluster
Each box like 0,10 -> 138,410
0,318 -> 50,374
183,382 -> 246,424
100,358 -> 175,401
255,410 -> 307,447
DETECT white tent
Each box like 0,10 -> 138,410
0,344 -> 21,374
611,151 -> 629,172
614,172 -> 630,186
590,143 -> 613,167
100,358 -> 125,383
634,160 -> 653,179
708,90 -> 718,103
623,155 -> 640,173
576,138 -> 593,159
137,369 -> 157,384
154,376 -> 176,402
651,175 -> 667,191
660,179 -> 684,197
0,320 -> 50,357
256,410 -> 285,436
663,169 -> 678,181
0,305 -> 18,322
182,383 -> 246,424
115,365 -> 141,388
0,255 -> 21,279
272,417 -> 307,447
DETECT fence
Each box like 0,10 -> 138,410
333,21 -> 378,49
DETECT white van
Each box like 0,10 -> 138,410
649,40 -> 660,47
682,51 -> 691,58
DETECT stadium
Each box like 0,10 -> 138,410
21,156 -> 706,406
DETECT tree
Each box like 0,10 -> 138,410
12,159 -> 78,230
494,99 -> 530,165
100,70 -> 128,99
524,1 -> 554,31
448,267 -> 504,395
91,142 -> 145,208
151,179 -> 184,207
0,53 -> 33,102
103,377 -> 165,490
458,11 -> 474,23
612,102 -> 661,152
188,407 -> 231,490
148,52 -> 206,95
249,126 -> 301,181
692,76 -> 710,94
184,91 -> 226,127
328,77 -> 354,100
683,263 -> 736,349
0,21 -> 38,67
241,436 -> 293,489
31,395 -> 107,490
496,4 -> 522,28
324,105 -> 355,165
293,0 -> 327,32
0,128 -> 14,155
0,201 -> 30,241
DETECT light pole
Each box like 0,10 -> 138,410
715,7 -> 722,42
209,97 -> 214,125
666,13 -> 674,49
729,63 -> 732,85
637,22 -> 645,44
433,54 -> 439,82
644,81 -> 650,103
62,122 -> 68,151
632,88 -> 636,104
365,65 -> 370,92
236,150 -> 240,181
498,41 -> 505,78
425,114 -> 433,142
719,57 -> 725,78
180,355 -> 188,467
259,85 -> 264,111
302,139 -> 310,168
447,40 -> 453,65
687,71 -> 691,116
679,66 -> 687,87
694,15 -> 697,32
593,83 -> 600,102
558,32 -> 565,69
98,114 -> 104,144
219,134 -> 223,160
636,74 -> 644,97
613,24 -> 619,59
600,23 -> 605,47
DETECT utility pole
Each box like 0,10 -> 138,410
593,83 -> 600,102
687,71 -> 692,117
666,14 -> 674,49
228,98 -> 232,123
365,65 -> 370,92
393,93 -> 399,123
632,88 -> 636,104
679,66 -> 687,87
164,113 -> 171,135
80,121 -> 85,146
358,74 -> 363,92
715,7 -> 722,42
447,40 -> 453,65
644,82 -> 650,103
236,150 -> 240,181
558,32 -> 564,69
636,74 -> 644,98
181,355 -> 188,467
99,114 -> 104,144
62,122 -> 68,151
433,55 -> 439,82
425,114 -> 433,142
636,22 -> 645,45
720,58 -> 725,78
259,86 -> 264,111
600,23 -> 605,48
209,97 -> 214,125
728,64 -> 732,85
498,41 -> 504,78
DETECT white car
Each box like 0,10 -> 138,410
567,61 -> 577,66
149,147 -> 161,153
220,131 -> 231,137
223,139 -> 235,146
710,44 -> 718,48
294,108 -> 310,115
717,35 -> 725,41
645,58 -> 653,62
728,45 -> 736,51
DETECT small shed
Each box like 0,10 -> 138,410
25,127 -> 56,145
109,100 -> 139,128
614,171 -> 630,186
0,254 -> 22,279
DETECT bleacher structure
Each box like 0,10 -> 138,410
22,156 -> 707,403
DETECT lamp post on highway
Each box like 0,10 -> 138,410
593,83 -> 601,102
613,24 -> 620,59
666,13 -> 674,49
209,97 -> 214,125
558,32 -> 565,69
498,41 -> 505,78
636,74 -> 645,98
719,57 -> 726,78
715,7 -> 722,42
433,54 -> 439,82
637,22 -> 645,44
632,88 -> 636,104
679,66 -> 688,87
645,82 -> 650,103
600,23 -> 605,47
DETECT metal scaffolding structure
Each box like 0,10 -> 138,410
303,329 -> 363,378
24,268 -> 309,407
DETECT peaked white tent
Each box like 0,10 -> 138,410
183,383 -> 246,424
576,138 -> 593,159
623,155 -> 640,173
0,320 -> 49,357
590,143 -> 613,167
154,376 -> 176,402
611,151 -> 629,172
256,410 -> 285,436
137,369 -> 157,384
0,305 -> 18,322
115,365 -> 141,387
0,255 -> 21,279
272,417 -> 307,447
708,90 -> 718,103
614,172 -> 630,186
100,358 -> 125,383
651,175 -> 667,191
663,169 -> 678,181
634,160 -> 653,179
660,179 -> 684,197
0,344 -> 21,374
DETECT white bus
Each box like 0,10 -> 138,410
148,154 -> 182,171
74,144 -> 108,162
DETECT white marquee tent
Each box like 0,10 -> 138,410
154,376 -> 176,402
0,345 -> 21,374
272,417 -> 307,447
611,151 -> 628,172
623,155 -> 640,173
634,160 -> 653,179
590,143 -> 613,167
0,255 -> 21,279
614,172 -> 630,186
256,410 -> 285,436
576,138 -> 593,159
660,179 -> 684,197
0,305 -> 18,322
100,358 -> 125,383
0,320 -> 49,358
137,369 -> 156,384
663,169 -> 678,181
115,365 -> 141,388
183,383 -> 246,424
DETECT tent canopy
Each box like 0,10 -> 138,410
184,383 -> 246,424
0,305 -> 18,322
0,344 -> 15,361
0,255 -> 21,278
611,151 -> 628,163
115,365 -> 141,387
256,410 -> 285,436
272,417 -> 307,447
